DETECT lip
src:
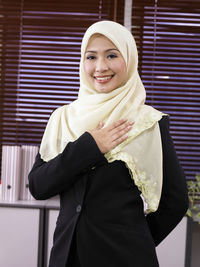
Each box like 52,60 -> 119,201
94,75 -> 114,83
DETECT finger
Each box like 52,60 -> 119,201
107,119 -> 128,132
111,121 -> 133,142
96,121 -> 104,130
111,134 -> 129,148
110,121 -> 133,135
111,129 -> 131,143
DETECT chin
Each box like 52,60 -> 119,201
95,84 -> 115,93
96,88 -> 112,93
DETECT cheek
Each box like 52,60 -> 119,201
83,61 -> 93,77
115,60 -> 127,80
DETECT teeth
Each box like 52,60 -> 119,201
96,76 -> 112,81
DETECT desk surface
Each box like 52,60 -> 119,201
0,196 -> 60,209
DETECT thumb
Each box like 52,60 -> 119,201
96,121 -> 104,130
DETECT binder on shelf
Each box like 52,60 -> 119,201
1,145 -> 22,201
1,145 -> 39,201
20,145 -> 39,200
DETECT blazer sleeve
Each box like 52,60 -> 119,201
146,116 -> 189,246
28,132 -> 107,200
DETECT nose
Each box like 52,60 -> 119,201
95,57 -> 109,72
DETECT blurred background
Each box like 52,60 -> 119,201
0,0 -> 199,267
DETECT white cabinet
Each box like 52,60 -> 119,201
0,206 -> 40,267
156,217 -> 188,267
46,209 -> 59,266
0,200 -> 194,267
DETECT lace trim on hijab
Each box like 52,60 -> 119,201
105,151 -> 158,213
105,111 -> 165,213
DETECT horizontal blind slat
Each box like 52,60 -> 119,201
131,0 -> 200,181
0,0 -> 124,149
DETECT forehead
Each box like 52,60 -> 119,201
86,34 -> 117,51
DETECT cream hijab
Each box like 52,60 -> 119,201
40,21 -> 165,213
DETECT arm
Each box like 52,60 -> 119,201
29,118 -> 133,200
146,116 -> 189,246
28,132 -> 106,200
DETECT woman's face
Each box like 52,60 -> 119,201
83,35 -> 127,93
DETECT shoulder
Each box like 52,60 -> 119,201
158,115 -> 169,129
46,105 -> 69,124
158,115 -> 171,139
158,115 -> 174,148
50,104 -> 68,117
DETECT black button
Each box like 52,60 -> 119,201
76,205 -> 81,213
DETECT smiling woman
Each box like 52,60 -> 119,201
28,20 -> 188,267
83,34 -> 127,93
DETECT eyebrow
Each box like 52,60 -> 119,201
85,48 -> 119,53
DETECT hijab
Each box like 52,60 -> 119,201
39,20 -> 165,213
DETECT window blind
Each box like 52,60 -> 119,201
0,0 -> 124,149
1,0 -> 198,183
131,0 -> 200,180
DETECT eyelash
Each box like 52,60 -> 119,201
86,55 -> 96,60
107,54 -> 118,59
86,54 -> 118,60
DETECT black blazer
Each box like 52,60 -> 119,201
29,116 -> 188,267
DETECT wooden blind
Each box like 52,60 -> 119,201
131,0 -> 200,180
0,0 -> 124,150
2,0 -> 199,182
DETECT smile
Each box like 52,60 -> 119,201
94,75 -> 114,83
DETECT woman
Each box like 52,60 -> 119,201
29,21 -> 188,267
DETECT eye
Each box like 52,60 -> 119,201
107,54 -> 118,59
86,55 -> 96,60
